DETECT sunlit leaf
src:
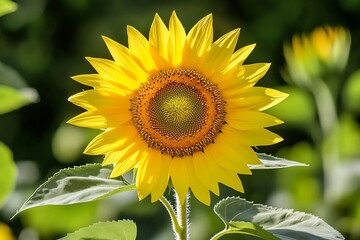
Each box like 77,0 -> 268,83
59,220 -> 137,240
0,142 -> 17,208
21,202 -> 98,236
0,85 -> 38,114
227,221 -> 280,240
13,164 -> 136,218
214,197 -> 344,240
0,0 -> 17,17
250,153 -> 308,169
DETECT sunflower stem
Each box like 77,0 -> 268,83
175,191 -> 189,240
159,196 -> 182,238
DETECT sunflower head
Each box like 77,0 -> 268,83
68,11 -> 287,205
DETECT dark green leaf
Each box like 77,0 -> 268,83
214,197 -> 344,240
250,153 -> 308,169
59,220 -> 137,240
13,164 -> 135,218
0,142 -> 17,208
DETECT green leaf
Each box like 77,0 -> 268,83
59,220 -> 137,240
0,85 -> 38,114
13,164 -> 136,218
250,153 -> 308,169
0,142 -> 17,208
228,221 -> 280,240
0,0 -> 17,17
214,197 -> 344,240
22,202 -> 99,236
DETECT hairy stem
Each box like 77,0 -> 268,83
159,196 -> 182,238
160,191 -> 190,240
176,191 -> 189,240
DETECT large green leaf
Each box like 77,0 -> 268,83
250,153 -> 308,169
213,197 -> 344,240
0,142 -> 17,208
13,164 -> 136,218
59,220 -> 137,240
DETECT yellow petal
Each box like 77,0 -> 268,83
67,111 -> 107,129
136,149 -> 161,200
201,29 -> 240,79
84,125 -> 137,155
223,124 -> 283,147
192,151 -> 219,195
102,141 -> 136,166
187,158 -> 211,205
219,63 -> 270,93
259,88 -> 289,111
226,110 -> 284,130
222,43 -> 256,75
208,133 -> 253,174
102,36 -> 147,83
68,89 -> 130,112
168,11 -> 186,67
71,74 -> 118,90
149,13 -> 170,69
86,57 -> 140,90
110,149 -> 143,178
169,156 -> 190,205
127,25 -> 154,72
183,14 -> 213,67
202,152 -> 244,192
151,153 -> 171,202
225,87 -> 288,111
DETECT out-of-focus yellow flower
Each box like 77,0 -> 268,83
284,26 -> 350,87
0,222 -> 15,240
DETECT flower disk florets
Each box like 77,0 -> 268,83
130,68 -> 226,157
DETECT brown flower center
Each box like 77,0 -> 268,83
131,68 -> 225,157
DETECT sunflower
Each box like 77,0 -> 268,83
68,12 -> 287,205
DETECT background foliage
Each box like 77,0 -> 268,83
0,0 -> 359,239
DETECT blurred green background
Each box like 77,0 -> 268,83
1,0 -> 360,239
